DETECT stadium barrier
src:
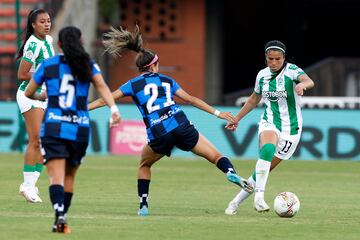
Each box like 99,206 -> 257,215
0,102 -> 358,161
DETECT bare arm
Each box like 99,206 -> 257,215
234,92 -> 262,122
175,88 -> 235,123
91,74 -> 121,126
225,92 -> 262,131
17,60 -> 33,81
88,87 -> 124,111
24,78 -> 46,101
295,74 -> 315,96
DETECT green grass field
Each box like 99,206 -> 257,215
0,153 -> 359,240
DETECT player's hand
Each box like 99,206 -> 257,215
109,111 -> 121,127
295,83 -> 306,96
39,91 -> 47,101
225,122 -> 238,131
218,111 -> 236,123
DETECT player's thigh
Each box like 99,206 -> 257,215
22,108 -> 44,140
191,133 -> 222,162
140,144 -> 164,167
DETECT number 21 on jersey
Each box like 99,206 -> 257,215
144,82 -> 175,113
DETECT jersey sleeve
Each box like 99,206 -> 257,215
119,81 -> 133,97
91,61 -> 102,76
161,74 -> 180,94
22,41 -> 38,64
288,64 -> 305,81
253,71 -> 262,94
171,78 -> 180,94
32,62 -> 45,85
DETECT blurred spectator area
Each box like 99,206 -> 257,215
0,0 -> 64,101
96,0 -> 206,104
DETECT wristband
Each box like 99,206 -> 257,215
110,105 -> 119,114
214,109 -> 220,117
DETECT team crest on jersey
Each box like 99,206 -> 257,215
262,90 -> 287,102
25,50 -> 34,60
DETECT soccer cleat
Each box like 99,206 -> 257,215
254,198 -> 270,212
35,186 -> 40,195
19,183 -> 42,203
225,201 -> 239,215
226,172 -> 254,193
137,206 -> 149,216
54,215 -> 71,234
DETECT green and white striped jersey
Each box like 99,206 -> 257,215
19,34 -> 55,91
254,63 -> 305,135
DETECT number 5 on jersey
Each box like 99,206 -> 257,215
59,74 -> 75,109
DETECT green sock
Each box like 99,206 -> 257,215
35,163 -> 43,173
252,171 -> 256,181
23,165 -> 36,172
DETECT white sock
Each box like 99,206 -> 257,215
23,172 -> 35,187
34,171 -> 40,185
232,175 -> 255,205
255,159 -> 271,200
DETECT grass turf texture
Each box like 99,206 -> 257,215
0,153 -> 359,240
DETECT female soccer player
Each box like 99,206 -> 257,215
25,26 -> 121,233
224,40 -> 314,215
17,9 -> 55,203
88,25 -> 253,216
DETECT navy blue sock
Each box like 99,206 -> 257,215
216,157 -> 237,174
64,192 -> 73,214
49,184 -> 65,217
138,179 -> 150,209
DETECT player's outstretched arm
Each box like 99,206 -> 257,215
225,92 -> 261,131
88,75 -> 124,111
175,88 -> 236,123
91,74 -> 121,126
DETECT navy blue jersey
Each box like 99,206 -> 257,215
120,73 -> 189,140
33,54 -> 101,142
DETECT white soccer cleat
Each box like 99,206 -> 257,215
35,186 -> 40,195
225,201 -> 239,215
254,198 -> 270,212
19,183 -> 42,203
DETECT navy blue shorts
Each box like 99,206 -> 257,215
40,137 -> 88,166
149,122 -> 199,157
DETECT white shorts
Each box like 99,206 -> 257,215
16,88 -> 47,114
258,120 -> 301,160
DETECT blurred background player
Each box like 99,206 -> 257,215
25,26 -> 121,233
225,40 -> 314,215
88,25 -> 253,216
17,9 -> 54,203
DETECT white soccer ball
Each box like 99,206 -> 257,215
273,192 -> 300,217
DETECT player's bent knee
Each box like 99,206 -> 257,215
260,143 -> 276,162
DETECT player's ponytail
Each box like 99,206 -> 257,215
17,9 -> 48,59
58,26 -> 92,82
103,25 -> 158,72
